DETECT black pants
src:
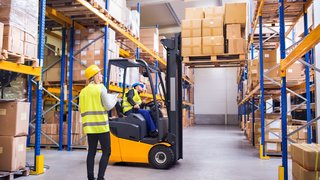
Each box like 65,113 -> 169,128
87,132 -> 111,180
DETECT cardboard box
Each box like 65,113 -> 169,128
265,119 -> 281,130
45,124 -> 59,135
73,68 -> 87,81
0,22 -> 3,50
288,126 -> 299,140
287,63 -> 304,80
185,7 -> 204,19
224,3 -> 247,26
262,50 -> 277,63
181,19 -> 202,38
227,38 -> 246,54
182,37 -> 202,56
45,68 -> 61,82
24,41 -> 37,58
204,6 -> 224,19
0,136 -> 26,171
0,101 -> 30,136
298,128 -> 308,140
226,24 -> 242,39
202,36 -> 224,55
202,18 -> 224,37
265,130 -> 281,142
291,143 -> 320,171
265,142 -> 281,153
44,111 -> 60,124
292,161 -> 319,180
3,25 -> 24,54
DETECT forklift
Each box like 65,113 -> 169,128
106,34 -> 183,169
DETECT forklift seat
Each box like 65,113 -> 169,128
109,113 -> 148,141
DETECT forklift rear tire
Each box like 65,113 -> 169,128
149,145 -> 174,169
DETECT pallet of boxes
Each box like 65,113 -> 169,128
0,100 -> 30,176
0,0 -> 38,65
182,3 -> 247,64
291,143 -> 320,180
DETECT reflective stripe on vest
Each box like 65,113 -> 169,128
79,83 -> 109,134
122,89 -> 142,114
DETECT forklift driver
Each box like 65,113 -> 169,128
122,82 -> 159,138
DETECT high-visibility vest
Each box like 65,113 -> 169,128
79,83 -> 109,134
122,89 -> 142,114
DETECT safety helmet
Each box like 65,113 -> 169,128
85,64 -> 101,79
132,82 -> 145,89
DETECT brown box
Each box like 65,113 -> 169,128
265,142 -> 281,153
3,25 -> 24,54
226,24 -> 242,39
202,36 -> 224,55
181,19 -> 202,38
287,63 -> 304,80
45,68 -> 61,82
0,101 -> 30,136
73,68 -> 87,81
298,128 -> 308,140
224,3 -> 247,26
0,22 -> 3,50
265,119 -> 281,130
202,18 -> 224,37
44,111 -> 60,124
182,37 -> 202,56
45,124 -> 59,135
291,143 -> 320,171
0,136 -> 26,171
227,38 -> 246,54
292,161 -> 319,180
262,50 -> 277,63
185,8 -> 204,19
288,126 -> 299,140
265,130 -> 281,142
204,6 -> 224,19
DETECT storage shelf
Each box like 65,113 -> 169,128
183,101 -> 194,106
183,76 -> 194,85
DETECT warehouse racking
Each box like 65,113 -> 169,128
238,0 -> 320,179
0,0 -> 196,174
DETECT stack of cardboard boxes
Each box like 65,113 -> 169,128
291,144 -> 320,180
69,111 -> 87,146
0,0 -> 38,58
0,101 -> 30,171
95,0 -> 140,37
42,28 -> 120,82
181,3 -> 247,57
247,50 -> 305,92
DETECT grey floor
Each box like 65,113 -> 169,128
21,125 -> 292,180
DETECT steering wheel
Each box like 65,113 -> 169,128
144,101 -> 162,109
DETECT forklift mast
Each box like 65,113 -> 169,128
161,33 -> 183,160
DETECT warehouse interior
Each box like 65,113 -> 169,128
0,0 -> 319,180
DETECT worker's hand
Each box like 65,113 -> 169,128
134,104 -> 140,109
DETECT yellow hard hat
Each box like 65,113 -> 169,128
85,64 -> 101,79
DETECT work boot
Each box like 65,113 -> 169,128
149,130 -> 158,138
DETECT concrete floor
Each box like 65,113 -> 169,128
22,125 -> 292,180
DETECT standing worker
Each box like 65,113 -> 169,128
79,65 -> 118,180
122,82 -> 158,137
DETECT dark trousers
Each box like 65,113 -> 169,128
87,132 -> 111,180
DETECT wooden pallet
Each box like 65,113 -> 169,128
0,167 -> 30,180
0,50 -> 38,67
183,54 -> 247,68
184,53 -> 246,62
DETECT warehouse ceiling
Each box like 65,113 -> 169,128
127,0 -> 222,36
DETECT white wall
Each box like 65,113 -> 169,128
194,68 -> 238,124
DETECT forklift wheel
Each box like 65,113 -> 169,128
149,145 -> 174,169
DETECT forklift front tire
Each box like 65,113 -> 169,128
149,145 -> 175,169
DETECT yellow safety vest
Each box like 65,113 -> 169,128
122,89 -> 142,114
79,83 -> 109,134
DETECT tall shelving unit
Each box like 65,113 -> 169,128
238,0 -> 320,179
22,0 -> 195,173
